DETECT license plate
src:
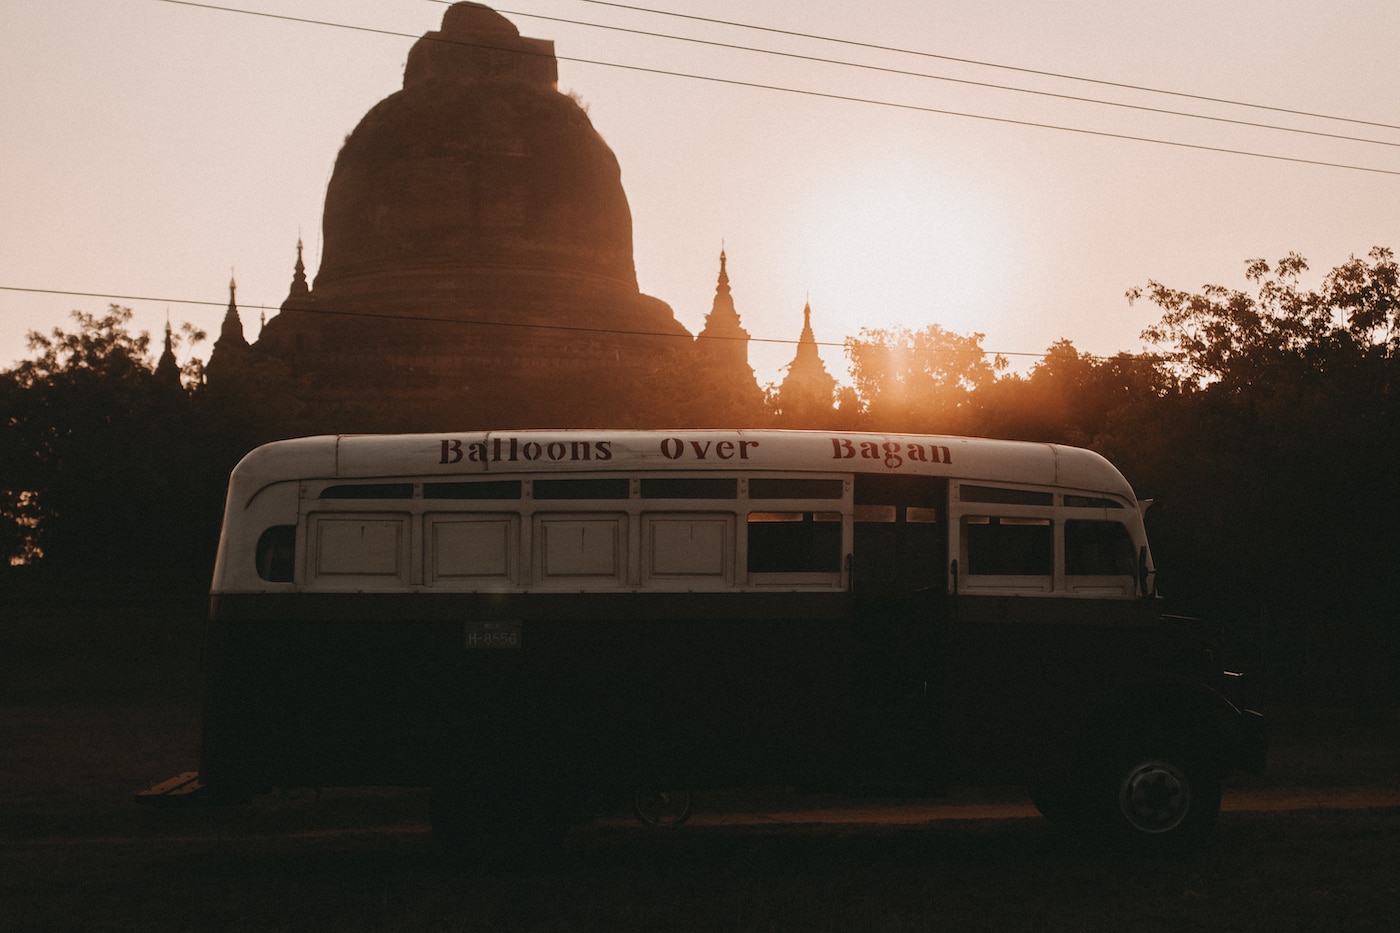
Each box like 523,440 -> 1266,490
464,620 -> 522,649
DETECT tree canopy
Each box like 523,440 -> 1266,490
844,324 -> 1004,432
0,307 -> 222,575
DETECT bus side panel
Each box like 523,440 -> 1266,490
200,592 -> 860,793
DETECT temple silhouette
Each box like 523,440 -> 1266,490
207,2 -> 834,432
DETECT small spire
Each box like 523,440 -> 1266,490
775,298 -> 837,421
215,273 -> 248,351
699,248 -> 746,340
285,237 -> 311,303
788,300 -> 830,372
155,311 -> 181,387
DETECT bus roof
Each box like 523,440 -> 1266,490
227,430 -> 1138,506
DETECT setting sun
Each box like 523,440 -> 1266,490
783,156 -> 1022,350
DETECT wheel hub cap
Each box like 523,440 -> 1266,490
1120,760 -> 1191,834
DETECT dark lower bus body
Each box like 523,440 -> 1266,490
200,589 -> 1264,853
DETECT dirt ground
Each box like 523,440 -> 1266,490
3,699 -> 1399,932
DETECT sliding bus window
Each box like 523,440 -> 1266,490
1065,519 -> 1136,577
255,525 -> 296,583
963,516 -> 1053,577
747,511 -> 843,574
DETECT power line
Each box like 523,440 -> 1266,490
152,0 -> 1400,176
0,284 -> 1133,364
483,3 -> 1400,151
568,0 -> 1400,133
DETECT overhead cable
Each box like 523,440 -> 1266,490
568,0 -> 1400,133
484,3 -> 1400,150
153,0 -> 1400,176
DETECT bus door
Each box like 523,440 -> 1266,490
848,474 -> 948,784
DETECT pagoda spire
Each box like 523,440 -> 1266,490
288,237 -> 310,300
775,299 -> 836,425
280,238 -> 314,313
692,247 -> 764,421
791,299 -> 829,371
698,248 -> 747,340
215,275 -> 249,351
154,313 -> 181,388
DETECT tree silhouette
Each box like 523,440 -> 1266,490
1126,249 -> 1400,711
844,324 -> 1004,432
0,307 -> 220,581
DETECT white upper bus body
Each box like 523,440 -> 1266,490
212,430 -> 1153,600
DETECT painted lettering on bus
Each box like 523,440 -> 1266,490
658,437 -> 760,461
440,437 -> 613,464
830,437 -> 951,469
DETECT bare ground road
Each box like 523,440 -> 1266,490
4,783 -> 1400,933
661,784 -> 1400,826
4,713 -> 1400,932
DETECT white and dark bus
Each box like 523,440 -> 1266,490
161,430 -> 1264,855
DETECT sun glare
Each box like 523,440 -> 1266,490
786,162 -> 1019,343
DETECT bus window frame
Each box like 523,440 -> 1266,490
293,471 -> 853,594
949,481 -> 1142,599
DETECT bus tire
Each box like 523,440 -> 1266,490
1094,746 -> 1220,854
429,785 -> 569,868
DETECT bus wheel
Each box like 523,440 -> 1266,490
1096,748 -> 1220,854
632,788 -> 692,827
429,785 -> 569,867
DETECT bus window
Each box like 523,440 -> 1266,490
748,478 -> 844,499
424,480 -> 522,499
533,478 -> 630,500
319,483 -> 415,499
1063,494 -> 1124,509
640,477 -> 738,499
747,511 -> 842,574
1065,519 -> 1136,577
255,525 -> 296,583
961,485 -> 1053,507
854,504 -> 896,523
964,516 -> 1052,577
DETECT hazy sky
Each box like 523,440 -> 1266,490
4,0 -> 1398,387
